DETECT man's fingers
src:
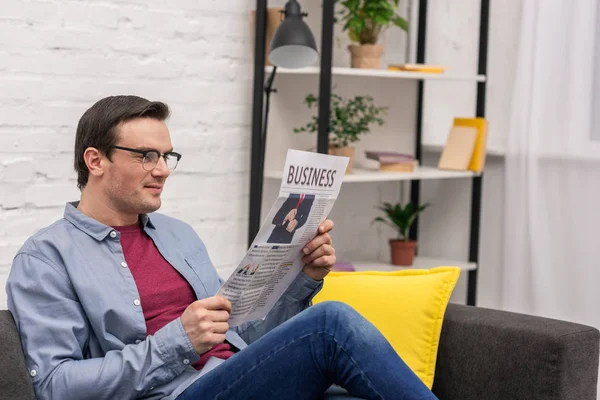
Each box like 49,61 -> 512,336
284,209 -> 297,223
302,232 -> 332,255
206,333 -> 227,347
306,254 -> 336,268
302,244 -> 334,264
211,322 -> 230,335
318,219 -> 334,234
286,219 -> 297,232
208,309 -> 231,323
202,296 -> 232,312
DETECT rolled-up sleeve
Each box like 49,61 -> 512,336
232,271 -> 323,344
6,252 -> 199,400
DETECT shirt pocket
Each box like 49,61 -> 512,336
183,252 -> 222,299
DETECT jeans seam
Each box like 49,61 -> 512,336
215,330 -> 385,400
330,333 -> 385,400
215,331 -> 324,399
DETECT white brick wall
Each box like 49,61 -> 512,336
0,0 -> 255,307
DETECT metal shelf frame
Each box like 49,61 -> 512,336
248,0 -> 490,306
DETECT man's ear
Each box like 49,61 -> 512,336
83,147 -> 105,179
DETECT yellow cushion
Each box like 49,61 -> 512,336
312,266 -> 460,389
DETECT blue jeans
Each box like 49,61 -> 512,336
177,301 -> 438,400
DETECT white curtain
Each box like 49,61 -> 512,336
502,0 -> 600,333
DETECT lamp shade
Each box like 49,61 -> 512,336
268,0 -> 318,69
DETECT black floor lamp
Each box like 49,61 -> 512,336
248,0 -> 323,246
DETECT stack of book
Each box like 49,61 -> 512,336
365,151 -> 417,172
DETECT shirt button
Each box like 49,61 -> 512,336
110,231 -> 117,238
121,261 -> 128,268
183,359 -> 190,365
30,370 -> 37,377
149,387 -> 154,390
133,299 -> 141,306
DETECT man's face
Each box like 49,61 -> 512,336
103,117 -> 173,216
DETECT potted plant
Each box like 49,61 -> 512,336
294,92 -> 387,173
373,201 -> 429,266
337,0 -> 409,69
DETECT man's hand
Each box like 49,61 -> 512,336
180,296 -> 231,355
286,219 -> 298,232
301,219 -> 336,281
283,208 -> 297,224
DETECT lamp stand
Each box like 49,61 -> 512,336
257,66 -> 278,220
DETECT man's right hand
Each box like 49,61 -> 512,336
283,208 -> 297,224
286,219 -> 298,232
180,296 -> 232,355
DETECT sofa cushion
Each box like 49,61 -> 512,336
313,266 -> 460,389
0,310 -> 36,400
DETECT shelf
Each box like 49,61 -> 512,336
265,166 -> 479,183
266,66 -> 486,82
423,143 -> 505,157
350,257 -> 477,272
216,257 -> 475,281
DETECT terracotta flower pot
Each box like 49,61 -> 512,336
349,43 -> 384,69
389,239 -> 417,266
329,146 -> 355,174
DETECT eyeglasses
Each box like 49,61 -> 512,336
110,145 -> 182,172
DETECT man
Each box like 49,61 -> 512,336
267,193 -> 315,244
6,96 -> 437,400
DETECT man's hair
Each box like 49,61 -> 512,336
74,95 -> 170,189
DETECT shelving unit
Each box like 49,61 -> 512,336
249,0 -> 490,306
423,143 -> 504,157
265,65 -> 486,82
265,166 -> 480,183
352,258 -> 477,273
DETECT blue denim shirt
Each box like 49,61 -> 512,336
6,202 -> 322,400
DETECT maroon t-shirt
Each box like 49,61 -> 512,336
113,223 -> 233,370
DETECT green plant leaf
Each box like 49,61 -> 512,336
392,15 -> 409,32
373,200 -> 430,239
336,0 -> 409,43
404,202 -> 414,216
417,203 -> 431,213
341,0 -> 360,12
348,30 -> 361,42
294,91 -> 387,147
305,93 -> 317,108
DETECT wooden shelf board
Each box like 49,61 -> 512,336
349,257 -> 477,272
266,65 -> 486,82
265,166 -> 479,183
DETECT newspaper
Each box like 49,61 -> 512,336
218,149 -> 349,327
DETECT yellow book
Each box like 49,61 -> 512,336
453,117 -> 488,172
387,64 -> 445,74
438,126 -> 478,171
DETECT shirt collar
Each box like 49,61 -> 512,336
64,201 -> 156,241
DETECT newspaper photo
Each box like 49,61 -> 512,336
218,149 -> 349,327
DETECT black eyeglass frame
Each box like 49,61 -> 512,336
110,145 -> 182,171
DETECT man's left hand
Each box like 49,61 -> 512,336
302,219 -> 336,281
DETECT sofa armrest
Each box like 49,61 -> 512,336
432,303 -> 599,400
0,310 -> 36,400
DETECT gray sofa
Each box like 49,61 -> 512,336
1,303 -> 599,400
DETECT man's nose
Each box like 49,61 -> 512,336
152,156 -> 171,177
